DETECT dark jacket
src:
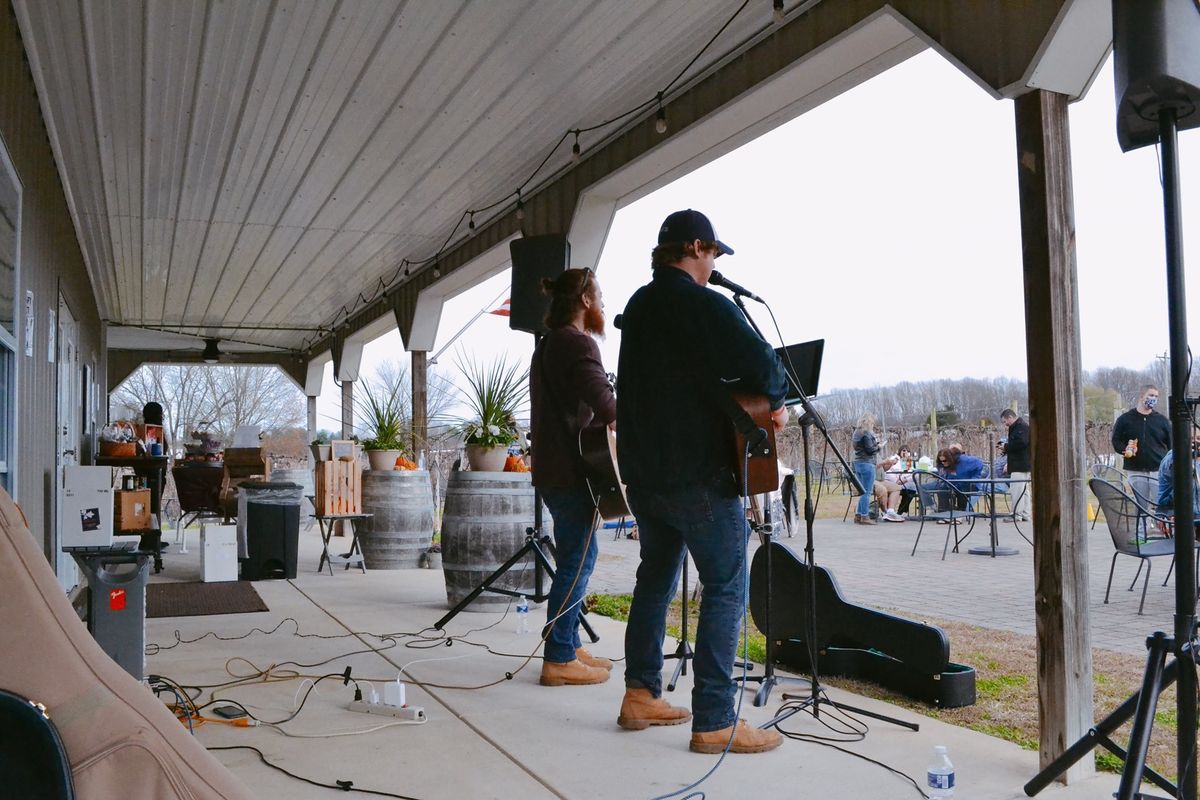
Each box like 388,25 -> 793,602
616,267 -> 788,493
852,429 -> 879,464
940,453 -> 987,493
530,326 -> 616,489
1112,407 -> 1172,471
1004,418 -> 1031,473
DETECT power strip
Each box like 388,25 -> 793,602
347,700 -> 426,721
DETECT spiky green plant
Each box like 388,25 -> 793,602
354,379 -> 408,452
454,352 -> 528,448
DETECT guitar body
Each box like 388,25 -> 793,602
578,426 -> 630,521
730,392 -> 778,496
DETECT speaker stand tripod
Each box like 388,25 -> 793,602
434,489 -> 599,642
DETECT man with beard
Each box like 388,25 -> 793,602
615,209 -> 788,753
530,267 -> 616,686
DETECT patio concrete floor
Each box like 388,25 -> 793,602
146,509 -> 1160,800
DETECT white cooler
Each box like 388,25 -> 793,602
200,524 -> 238,582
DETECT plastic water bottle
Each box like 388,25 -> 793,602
417,450 -> 426,470
927,745 -> 955,798
516,595 -> 530,634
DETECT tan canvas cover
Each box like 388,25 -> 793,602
0,488 -> 254,799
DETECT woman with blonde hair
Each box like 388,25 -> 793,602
851,413 -> 882,524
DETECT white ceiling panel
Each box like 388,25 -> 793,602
14,0 -> 773,353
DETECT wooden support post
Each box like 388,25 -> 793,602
341,380 -> 354,440
307,396 -> 317,442
1014,89 -> 1093,784
412,351 -> 428,457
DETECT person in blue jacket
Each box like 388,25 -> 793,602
934,447 -> 986,510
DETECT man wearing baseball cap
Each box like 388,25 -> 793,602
614,209 -> 788,753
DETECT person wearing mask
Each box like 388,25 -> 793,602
999,409 -> 1031,523
1112,385 -> 1172,510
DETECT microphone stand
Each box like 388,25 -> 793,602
726,291 -> 910,730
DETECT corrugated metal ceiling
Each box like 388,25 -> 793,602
13,0 -> 774,353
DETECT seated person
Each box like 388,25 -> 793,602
932,447 -> 986,511
1155,426 -> 1200,534
873,457 -> 905,522
885,446 -> 918,516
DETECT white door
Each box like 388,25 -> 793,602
55,297 -> 80,591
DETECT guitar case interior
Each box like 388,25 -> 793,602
750,541 -> 976,708
0,487 -> 254,799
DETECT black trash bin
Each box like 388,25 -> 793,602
238,481 -> 302,580
72,551 -> 151,680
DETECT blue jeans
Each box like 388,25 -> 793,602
853,462 -> 876,516
540,486 -> 600,664
624,484 -> 748,732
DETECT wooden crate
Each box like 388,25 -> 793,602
114,489 -> 152,531
315,460 -> 361,516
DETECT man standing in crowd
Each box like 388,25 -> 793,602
615,209 -> 788,754
999,409 -> 1031,522
1112,385 -> 1172,510
530,268 -> 615,687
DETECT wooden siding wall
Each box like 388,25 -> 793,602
0,4 -> 104,559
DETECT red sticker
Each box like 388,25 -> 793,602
109,588 -> 126,611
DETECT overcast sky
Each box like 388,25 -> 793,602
316,49 -> 1200,431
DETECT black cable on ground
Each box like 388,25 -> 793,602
207,745 -> 424,799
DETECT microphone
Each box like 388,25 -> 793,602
708,270 -> 764,303
613,313 -> 623,329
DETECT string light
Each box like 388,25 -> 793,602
515,190 -> 525,222
571,131 -> 581,163
772,0 -> 785,23
468,212 -> 476,231
654,93 -> 667,134
432,261 -> 441,279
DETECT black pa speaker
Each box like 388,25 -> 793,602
509,234 -> 570,335
1113,0 -> 1200,152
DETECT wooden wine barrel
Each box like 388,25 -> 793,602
441,471 -> 549,611
359,470 -> 435,569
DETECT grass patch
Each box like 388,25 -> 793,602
976,674 -> 1028,699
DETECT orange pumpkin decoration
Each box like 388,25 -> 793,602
503,455 -> 529,473
394,456 -> 418,471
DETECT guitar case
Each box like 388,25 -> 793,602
0,488 -> 254,799
749,541 -> 976,708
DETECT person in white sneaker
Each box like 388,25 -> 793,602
876,455 -> 907,522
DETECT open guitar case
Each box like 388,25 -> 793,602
750,541 -> 976,708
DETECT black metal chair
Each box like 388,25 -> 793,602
1089,477 -> 1191,615
1089,462 -> 1129,530
909,472 -> 985,559
0,688 -> 75,799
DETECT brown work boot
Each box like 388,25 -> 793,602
690,720 -> 783,754
539,659 -> 609,686
576,647 -> 613,670
617,688 -> 692,730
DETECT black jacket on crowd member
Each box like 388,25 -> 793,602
1004,417 -> 1031,473
530,326 -> 616,490
1111,407 -> 1172,472
616,267 -> 788,494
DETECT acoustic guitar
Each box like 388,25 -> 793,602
731,392 -> 779,496
578,426 -> 630,521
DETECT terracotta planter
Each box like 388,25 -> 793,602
465,444 -> 508,472
365,449 -> 402,471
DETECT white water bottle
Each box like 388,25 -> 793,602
516,595 -> 530,634
927,745 -> 955,798
417,449 -> 426,470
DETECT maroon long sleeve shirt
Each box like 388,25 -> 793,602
530,326 -> 616,489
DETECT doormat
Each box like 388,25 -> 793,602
147,581 -> 268,618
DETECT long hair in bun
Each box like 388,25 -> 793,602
542,268 -> 594,329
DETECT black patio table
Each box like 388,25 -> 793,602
962,476 -> 1032,558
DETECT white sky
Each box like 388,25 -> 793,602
316,49 -> 1200,432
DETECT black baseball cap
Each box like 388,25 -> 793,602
657,209 -> 734,256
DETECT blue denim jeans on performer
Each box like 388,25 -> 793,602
854,461 -> 877,516
540,486 -> 600,664
623,484 -> 747,733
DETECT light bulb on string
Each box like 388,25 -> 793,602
468,212 -> 476,231
654,94 -> 667,134
772,0 -> 785,23
433,261 -> 441,279
571,131 -> 581,163
515,191 -> 525,222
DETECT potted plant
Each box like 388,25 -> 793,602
422,541 -> 442,569
455,353 -> 527,471
310,430 -> 333,462
356,379 -> 409,470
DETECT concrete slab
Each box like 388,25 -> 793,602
143,519 -> 1147,799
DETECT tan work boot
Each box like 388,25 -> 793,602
539,658 -> 609,686
617,687 -> 691,730
576,647 -> 613,670
690,720 -> 783,754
